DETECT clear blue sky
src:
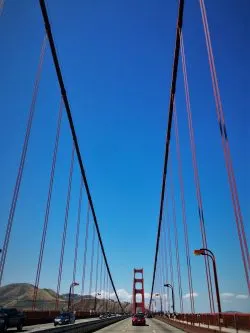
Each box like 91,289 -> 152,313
0,0 -> 249,313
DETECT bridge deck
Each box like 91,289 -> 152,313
97,317 -> 185,332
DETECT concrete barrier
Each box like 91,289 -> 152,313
31,316 -> 129,333
24,312 -> 98,325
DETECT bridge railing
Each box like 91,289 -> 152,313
163,313 -> 250,331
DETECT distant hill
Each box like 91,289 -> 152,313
0,283 -> 65,310
0,283 -> 131,312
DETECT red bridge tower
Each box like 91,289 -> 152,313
132,268 -> 145,314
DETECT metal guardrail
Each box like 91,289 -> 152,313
174,313 -> 250,331
154,313 -> 250,333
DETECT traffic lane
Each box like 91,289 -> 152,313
7,317 -> 99,332
96,317 -> 184,332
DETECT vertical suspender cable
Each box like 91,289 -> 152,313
162,220 -> 170,312
99,255 -> 103,312
32,98 -> 63,309
166,211 -> 174,290
173,106 -> 195,313
108,280 -> 111,312
106,270 -> 109,312
94,242 -> 100,304
88,223 -> 96,297
39,0 -> 123,309
103,267 -> 106,310
149,0 -> 185,309
55,145 -> 75,309
159,243 -> 165,312
160,239 -> 166,312
81,203 -> 90,307
170,160 -> 184,313
0,35 -> 47,286
72,180 -> 83,297
199,0 -> 249,293
180,32 -> 215,312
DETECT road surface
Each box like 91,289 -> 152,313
96,317 -> 184,332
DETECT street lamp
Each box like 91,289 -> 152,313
194,248 -> 221,314
94,292 -> 101,311
164,283 -> 175,315
68,282 -> 79,311
151,298 -> 156,313
108,299 -> 113,313
154,293 -> 163,314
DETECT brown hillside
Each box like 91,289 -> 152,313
0,283 -> 131,312
0,283 -> 64,310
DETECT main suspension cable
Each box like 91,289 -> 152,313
149,0 -> 185,309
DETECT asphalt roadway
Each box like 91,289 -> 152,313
97,317 -> 184,332
6,317 -> 184,333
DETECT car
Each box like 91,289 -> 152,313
99,313 -> 106,319
0,308 -> 25,332
54,312 -> 75,326
146,313 -> 153,318
132,313 -> 146,326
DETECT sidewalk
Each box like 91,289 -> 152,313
171,318 -> 250,333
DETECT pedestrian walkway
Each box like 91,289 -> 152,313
170,318 -> 249,333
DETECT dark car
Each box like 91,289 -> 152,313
0,308 -> 25,332
54,312 -> 75,326
146,313 -> 153,318
99,313 -> 106,319
100,312 -> 113,320
132,313 -> 146,326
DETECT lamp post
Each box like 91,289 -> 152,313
164,283 -> 175,315
94,292 -> 101,312
68,282 -> 79,311
194,248 -> 222,314
151,298 -> 155,313
154,293 -> 163,314
108,299 -> 113,313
